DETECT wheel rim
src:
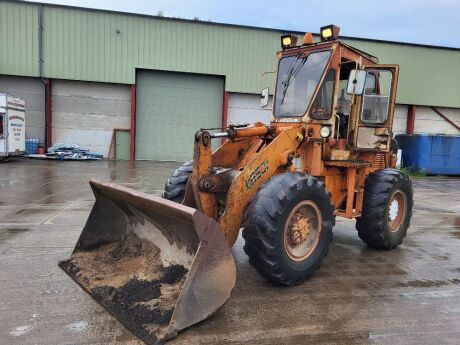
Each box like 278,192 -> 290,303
284,200 -> 322,261
388,190 -> 407,232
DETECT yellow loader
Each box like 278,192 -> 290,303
60,25 -> 413,344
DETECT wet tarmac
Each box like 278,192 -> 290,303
1,158 -> 459,344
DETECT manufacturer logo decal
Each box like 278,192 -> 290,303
273,118 -> 302,123
245,160 -> 269,190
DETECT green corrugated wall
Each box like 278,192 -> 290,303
1,0 -> 460,108
0,1 -> 39,77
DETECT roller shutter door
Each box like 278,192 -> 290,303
0,75 -> 45,141
52,80 -> 131,156
136,71 -> 223,161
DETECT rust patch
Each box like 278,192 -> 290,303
289,215 -> 310,245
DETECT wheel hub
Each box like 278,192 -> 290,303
388,190 -> 406,232
288,215 -> 310,245
284,200 -> 323,261
389,199 -> 399,221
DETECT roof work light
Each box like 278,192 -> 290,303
281,34 -> 298,50
320,25 -> 340,41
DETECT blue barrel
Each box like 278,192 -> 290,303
25,138 -> 40,155
396,134 -> 460,175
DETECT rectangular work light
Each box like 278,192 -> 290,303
320,25 -> 340,41
281,34 -> 298,50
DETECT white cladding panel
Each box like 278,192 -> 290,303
414,106 -> 460,135
227,93 -> 272,126
51,80 -> 131,156
0,75 -> 44,141
393,104 -> 408,136
394,105 -> 460,136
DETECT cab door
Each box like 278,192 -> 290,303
354,65 -> 399,151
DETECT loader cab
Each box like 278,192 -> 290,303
269,27 -> 398,153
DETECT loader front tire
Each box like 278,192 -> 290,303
242,173 -> 335,285
356,169 -> 413,249
163,161 -> 192,203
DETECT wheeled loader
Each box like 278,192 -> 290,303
60,25 -> 413,344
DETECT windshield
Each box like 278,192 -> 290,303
274,50 -> 331,117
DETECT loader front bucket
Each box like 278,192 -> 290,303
59,179 -> 236,344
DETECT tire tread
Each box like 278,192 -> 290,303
356,169 -> 413,249
242,172 -> 335,285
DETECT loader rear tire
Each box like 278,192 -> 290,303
356,169 -> 413,249
163,161 -> 192,203
242,173 -> 335,285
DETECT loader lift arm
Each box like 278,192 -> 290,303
188,124 -> 306,246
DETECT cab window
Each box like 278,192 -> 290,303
361,70 -> 392,124
310,69 -> 335,120
274,51 -> 332,117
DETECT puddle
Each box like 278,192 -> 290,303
10,325 -> 33,336
15,208 -> 48,215
0,228 -> 30,242
449,231 -> 460,239
448,231 -> 460,239
455,216 -> 460,228
434,254 -> 450,260
65,321 -> 88,332
401,290 -> 455,299
398,279 -> 460,288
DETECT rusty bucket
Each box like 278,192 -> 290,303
59,179 -> 236,344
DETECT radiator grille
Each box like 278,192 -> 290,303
373,153 -> 386,170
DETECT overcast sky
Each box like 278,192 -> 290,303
29,0 -> 460,48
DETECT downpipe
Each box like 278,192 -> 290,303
38,5 -> 50,149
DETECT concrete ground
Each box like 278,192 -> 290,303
1,158 -> 459,345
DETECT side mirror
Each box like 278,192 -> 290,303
260,87 -> 269,108
347,69 -> 367,95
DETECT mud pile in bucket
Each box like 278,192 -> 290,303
59,233 -> 188,343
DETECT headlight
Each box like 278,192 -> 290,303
320,126 -> 331,138
320,25 -> 340,41
281,34 -> 298,50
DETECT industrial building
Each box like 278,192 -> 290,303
1,0 -> 459,161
